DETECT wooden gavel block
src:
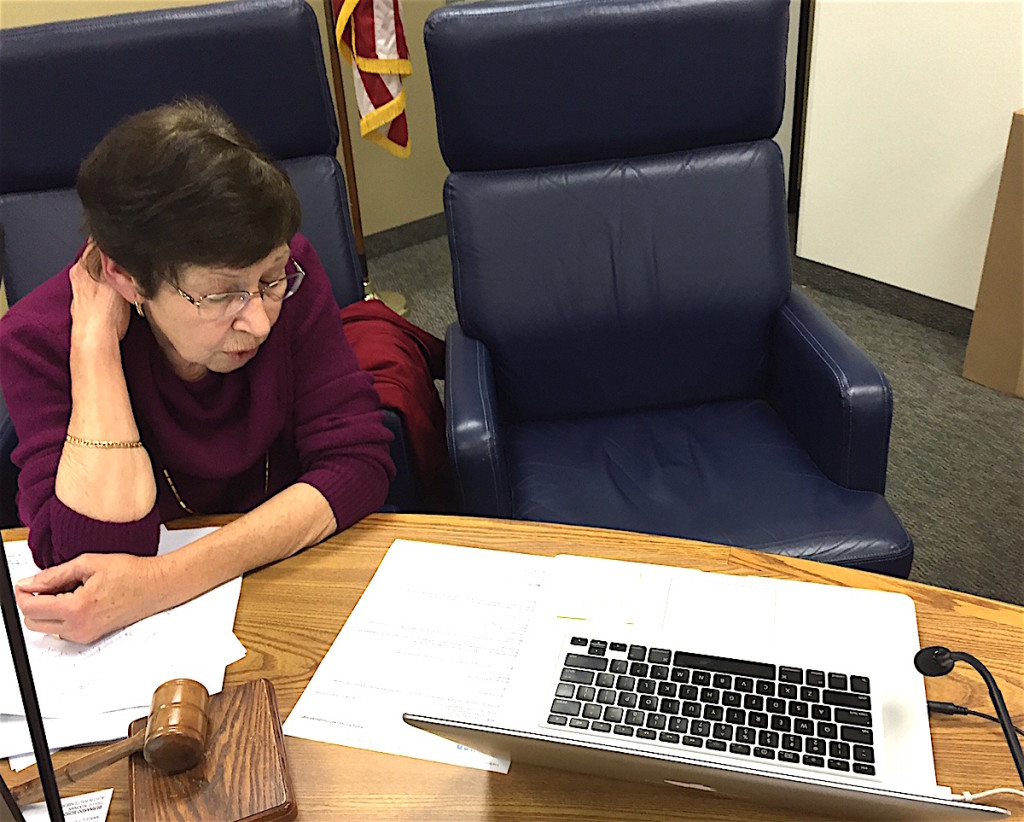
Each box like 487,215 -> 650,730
11,678 -> 210,807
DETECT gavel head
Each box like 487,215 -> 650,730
143,678 -> 211,774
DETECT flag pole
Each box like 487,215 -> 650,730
321,0 -> 409,316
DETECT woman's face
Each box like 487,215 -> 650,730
140,244 -> 292,381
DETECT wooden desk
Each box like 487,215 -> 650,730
4,514 -> 1023,820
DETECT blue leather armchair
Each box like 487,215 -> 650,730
0,0 -> 416,526
424,0 -> 913,576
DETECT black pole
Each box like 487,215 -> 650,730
0,533 -> 64,821
787,0 -> 815,218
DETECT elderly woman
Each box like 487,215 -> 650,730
0,100 -> 395,643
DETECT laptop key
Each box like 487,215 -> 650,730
706,740 -> 727,751
646,714 -> 667,730
560,668 -> 594,685
734,676 -> 753,692
828,758 -> 851,772
625,710 -> 645,726
570,636 -> 588,646
604,707 -> 624,723
555,683 -> 575,697
649,648 -> 671,664
596,672 -> 615,688
841,726 -> 874,744
670,667 -> 690,684
779,667 -> 803,684
853,763 -> 876,776
753,747 -> 776,759
853,745 -> 874,763
778,751 -> 799,763
669,716 -> 688,733
577,686 -> 596,702
582,703 -> 603,719
834,708 -> 872,727
824,690 -> 871,710
703,705 -> 724,721
660,698 -> 681,715
547,714 -> 568,725
636,728 -> 656,740
691,720 -> 711,737
639,695 -> 658,711
569,718 -> 589,729
597,689 -> 616,705
637,679 -> 656,695
828,673 -> 848,690
682,735 -> 704,748
802,754 -> 825,767
610,642 -> 627,652
588,640 -> 607,656
806,670 -> 825,687
566,653 -> 608,671
850,676 -> 870,694
659,732 -> 681,744
736,727 -> 756,744
627,645 -> 647,661
610,659 -> 628,674
614,725 -> 635,736
806,738 -> 826,755
617,692 -> 638,708
591,721 -> 612,733
729,743 -> 751,756
671,652 -> 775,680
812,705 -> 831,721
551,699 -> 582,716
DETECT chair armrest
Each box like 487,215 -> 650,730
380,407 -> 418,511
444,324 -> 511,516
768,289 -> 893,493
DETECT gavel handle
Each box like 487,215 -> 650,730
11,731 -> 144,807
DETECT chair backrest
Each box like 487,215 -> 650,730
0,0 -> 368,524
0,0 -> 363,308
425,0 -> 792,422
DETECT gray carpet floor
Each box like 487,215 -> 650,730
366,221 -> 1024,607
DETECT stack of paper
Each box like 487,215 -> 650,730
1,527 -> 246,769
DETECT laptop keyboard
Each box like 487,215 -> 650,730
545,636 -> 878,779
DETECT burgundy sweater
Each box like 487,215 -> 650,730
0,234 -> 395,568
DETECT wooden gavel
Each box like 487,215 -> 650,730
12,678 -> 210,807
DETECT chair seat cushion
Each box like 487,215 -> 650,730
507,400 -> 912,576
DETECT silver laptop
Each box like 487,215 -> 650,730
405,555 -> 1007,819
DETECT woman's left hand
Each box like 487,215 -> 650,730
14,553 -> 164,644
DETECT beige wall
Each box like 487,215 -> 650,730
797,1 -> 1024,309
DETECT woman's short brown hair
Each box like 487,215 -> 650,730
77,99 -> 302,297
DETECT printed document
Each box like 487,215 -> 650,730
283,540 -> 550,772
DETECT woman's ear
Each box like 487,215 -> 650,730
96,248 -> 143,304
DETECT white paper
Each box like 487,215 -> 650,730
283,539 -> 550,772
21,788 -> 113,822
0,527 -> 245,761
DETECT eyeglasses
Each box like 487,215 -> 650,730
171,259 -> 306,320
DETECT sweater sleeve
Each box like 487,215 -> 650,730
0,275 -> 159,568
287,236 -> 395,531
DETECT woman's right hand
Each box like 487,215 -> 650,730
69,241 -> 131,342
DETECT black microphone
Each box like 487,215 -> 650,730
915,645 -> 1024,788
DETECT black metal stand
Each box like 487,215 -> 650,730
0,533 -> 64,821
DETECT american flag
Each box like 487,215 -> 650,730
332,0 -> 412,158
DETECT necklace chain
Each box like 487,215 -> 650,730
163,452 -> 270,515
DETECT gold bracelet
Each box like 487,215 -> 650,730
65,433 -> 143,449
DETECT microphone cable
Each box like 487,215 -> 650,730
927,700 -> 1024,738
